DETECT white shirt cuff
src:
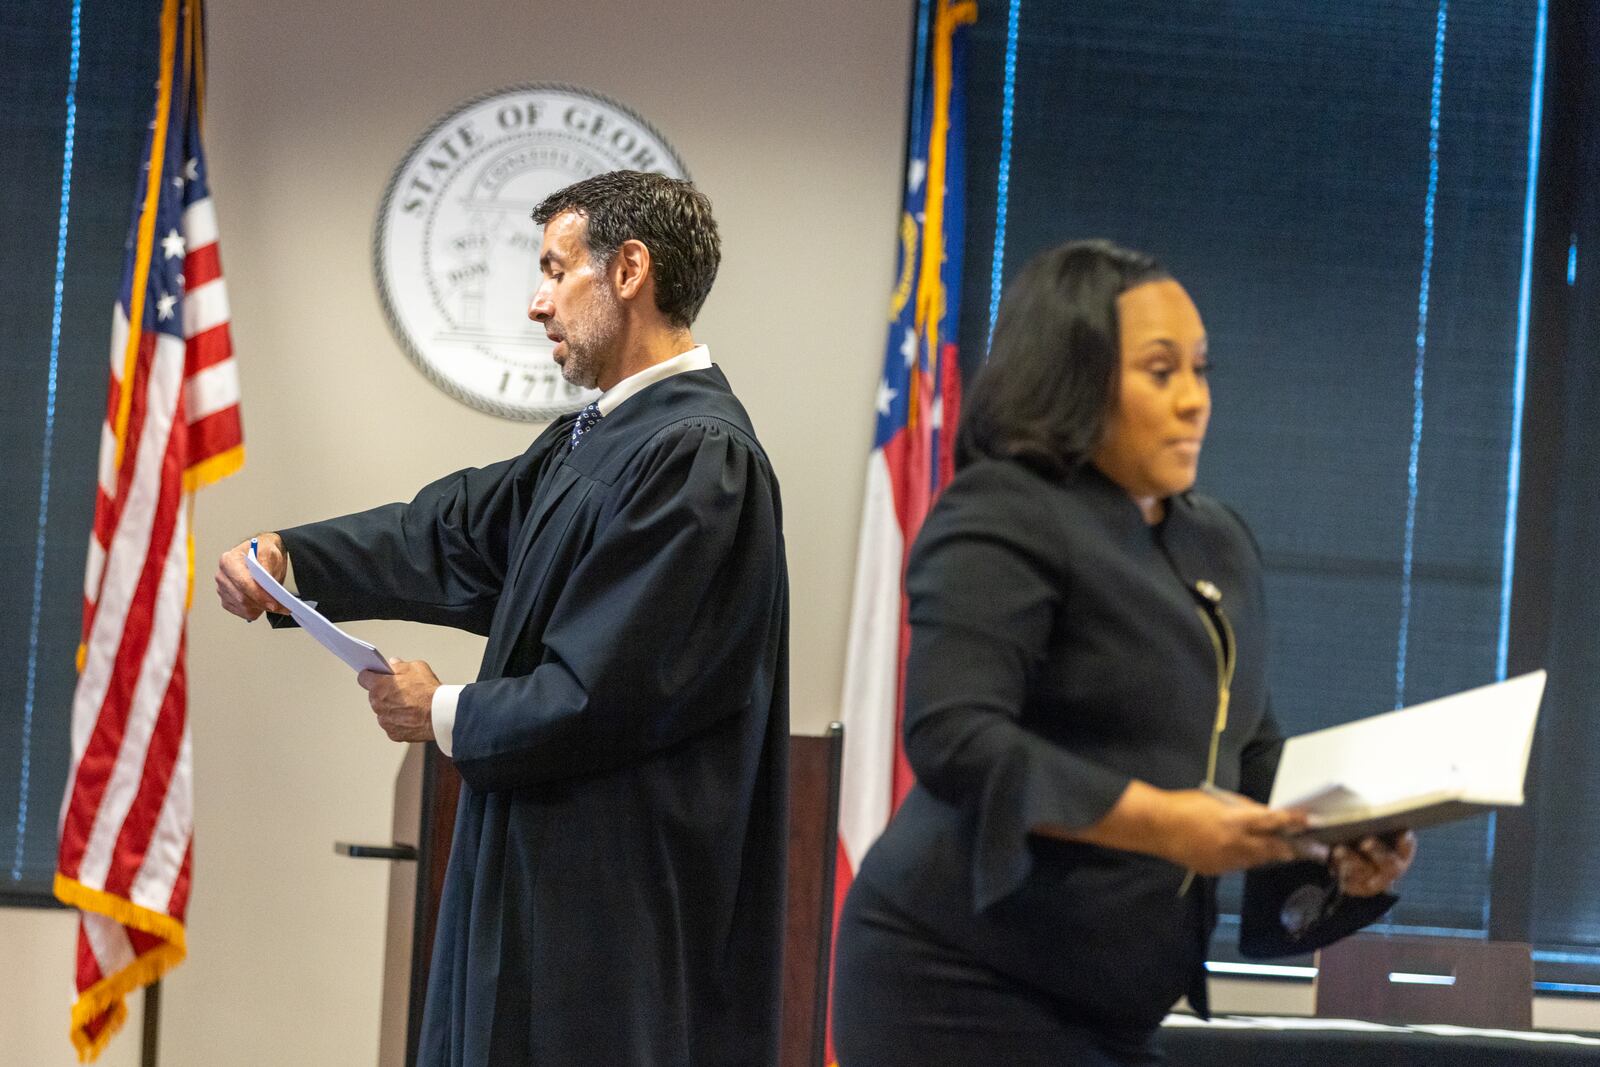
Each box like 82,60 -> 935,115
431,684 -> 464,757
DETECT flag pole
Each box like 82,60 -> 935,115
141,980 -> 161,1067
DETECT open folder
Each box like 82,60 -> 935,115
1268,670 -> 1546,845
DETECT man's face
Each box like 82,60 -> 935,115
528,211 -> 622,390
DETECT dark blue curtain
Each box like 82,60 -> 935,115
0,0 -> 159,903
1522,0 -> 1600,991
958,0 -> 1600,988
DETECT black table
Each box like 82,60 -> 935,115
1158,1015 -> 1600,1066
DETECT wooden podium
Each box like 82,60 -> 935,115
339,743 -> 458,1067
780,723 -> 846,1067
348,725 -> 845,1067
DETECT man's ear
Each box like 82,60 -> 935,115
612,239 -> 652,302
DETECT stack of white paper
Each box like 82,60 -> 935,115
1269,670 -> 1546,844
246,542 -> 393,675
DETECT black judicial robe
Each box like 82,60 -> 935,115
855,458 -> 1392,1036
278,367 -> 788,1067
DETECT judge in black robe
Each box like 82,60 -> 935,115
216,173 -> 788,1067
280,365 -> 787,1066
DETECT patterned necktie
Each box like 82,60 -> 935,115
569,401 -> 602,450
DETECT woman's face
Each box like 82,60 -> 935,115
1091,278 -> 1210,522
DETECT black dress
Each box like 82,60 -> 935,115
833,458 -> 1391,1066
278,367 -> 789,1067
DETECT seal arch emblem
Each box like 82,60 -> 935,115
374,84 -> 690,421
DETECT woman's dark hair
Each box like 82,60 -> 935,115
956,239 -> 1169,478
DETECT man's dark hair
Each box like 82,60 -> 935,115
532,171 -> 721,329
956,239 -> 1170,479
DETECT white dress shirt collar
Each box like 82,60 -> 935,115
595,344 -> 712,417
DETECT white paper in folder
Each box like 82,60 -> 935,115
1268,670 -> 1546,844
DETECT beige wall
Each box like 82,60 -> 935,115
3,0 -> 906,1062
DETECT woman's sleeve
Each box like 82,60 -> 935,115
901,469 -> 1131,912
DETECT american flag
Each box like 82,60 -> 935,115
831,0 -> 974,1061
54,0 -> 239,1058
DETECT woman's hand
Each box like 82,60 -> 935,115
1329,832 -> 1416,897
1053,780 -> 1309,876
1148,787 -> 1309,875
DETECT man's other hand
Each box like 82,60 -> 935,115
216,533 -> 288,620
358,659 -> 441,743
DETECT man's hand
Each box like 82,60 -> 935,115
1331,831 -> 1416,897
358,659 -> 441,743
216,533 -> 288,620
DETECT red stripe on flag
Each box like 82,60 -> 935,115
881,369 -> 937,536
75,923 -> 103,993
109,331 -> 159,516
58,364 -> 188,877
104,372 -> 121,427
183,241 -> 220,290
83,1016 -> 113,1046
187,403 -> 242,460
126,927 -> 164,956
93,487 -> 117,553
81,1008 -> 115,1047
103,639 -> 187,899
166,838 -> 194,919
880,367 -> 939,812
186,321 -> 231,374
939,342 -> 962,486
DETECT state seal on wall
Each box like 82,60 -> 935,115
373,84 -> 690,421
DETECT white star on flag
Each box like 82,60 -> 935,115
161,229 -> 185,259
901,328 -> 918,367
875,379 -> 898,416
907,158 -> 927,193
155,292 -> 176,321
185,158 -> 199,181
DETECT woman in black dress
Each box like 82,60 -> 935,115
832,240 -> 1414,1067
